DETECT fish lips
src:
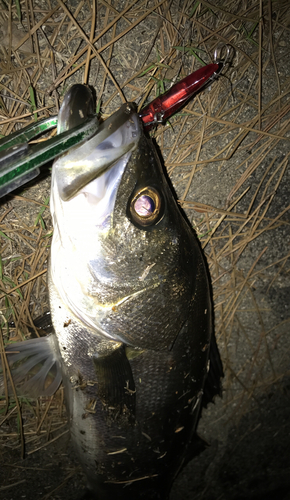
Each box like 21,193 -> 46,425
57,84 -> 96,134
53,102 -> 141,201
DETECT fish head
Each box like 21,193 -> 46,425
50,86 -> 204,351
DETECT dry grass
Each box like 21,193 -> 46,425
0,0 -> 289,484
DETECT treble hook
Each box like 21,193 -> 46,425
213,44 -> 232,67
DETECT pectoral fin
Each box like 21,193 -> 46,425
0,336 -> 62,398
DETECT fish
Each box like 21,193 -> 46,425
0,84 -> 223,499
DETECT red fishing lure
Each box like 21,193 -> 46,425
139,63 -> 220,130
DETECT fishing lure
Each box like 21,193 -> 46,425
139,45 -> 231,130
139,63 -> 220,130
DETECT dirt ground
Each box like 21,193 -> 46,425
0,1 -> 290,499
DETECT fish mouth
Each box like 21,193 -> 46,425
53,102 -> 141,201
50,98 -> 144,339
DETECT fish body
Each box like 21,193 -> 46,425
1,85 -> 223,499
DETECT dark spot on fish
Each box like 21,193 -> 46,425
63,319 -> 71,327
62,346 -> 66,350
80,430 -> 86,435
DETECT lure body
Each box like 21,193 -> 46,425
139,63 -> 220,130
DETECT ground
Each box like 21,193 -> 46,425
0,1 -> 290,499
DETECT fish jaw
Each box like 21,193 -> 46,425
53,102 -> 140,201
50,105 -> 141,343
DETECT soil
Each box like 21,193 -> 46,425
0,1 -> 290,499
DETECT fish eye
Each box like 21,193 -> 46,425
129,187 -> 163,227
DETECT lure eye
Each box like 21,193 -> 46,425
129,187 -> 163,227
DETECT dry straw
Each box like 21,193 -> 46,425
0,0 -> 289,494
